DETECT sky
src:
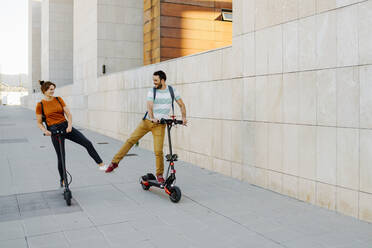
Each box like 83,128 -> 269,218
0,0 -> 28,75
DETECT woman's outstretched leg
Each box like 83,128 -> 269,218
65,127 -> 103,164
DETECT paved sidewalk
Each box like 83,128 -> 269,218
0,105 -> 371,248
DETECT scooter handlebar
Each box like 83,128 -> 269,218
159,118 -> 183,125
175,120 -> 183,125
43,130 -> 66,136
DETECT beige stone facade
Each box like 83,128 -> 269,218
24,0 -> 372,223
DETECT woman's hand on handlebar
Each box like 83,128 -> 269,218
66,125 -> 72,133
43,130 -> 52,136
182,118 -> 187,126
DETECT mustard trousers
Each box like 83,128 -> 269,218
112,119 -> 166,175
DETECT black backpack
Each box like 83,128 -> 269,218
40,96 -> 63,128
143,85 -> 175,120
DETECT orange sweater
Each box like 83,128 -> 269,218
35,97 -> 66,126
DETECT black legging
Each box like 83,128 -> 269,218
49,122 -> 102,180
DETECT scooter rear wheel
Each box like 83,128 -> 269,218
141,182 -> 150,190
169,186 -> 181,203
140,175 -> 151,190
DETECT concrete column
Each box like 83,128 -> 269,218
28,0 -> 42,93
73,0 -> 98,95
41,0 -> 73,87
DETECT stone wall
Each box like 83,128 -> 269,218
232,0 -> 372,222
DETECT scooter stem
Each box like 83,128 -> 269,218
167,124 -> 173,156
57,135 -> 69,190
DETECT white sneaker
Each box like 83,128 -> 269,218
99,164 -> 108,171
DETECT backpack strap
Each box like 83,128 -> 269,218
143,87 -> 157,120
40,97 -> 63,128
142,86 -> 175,120
56,96 -> 68,121
168,85 -> 175,117
40,101 -> 48,128
153,87 -> 156,101
55,96 -> 63,107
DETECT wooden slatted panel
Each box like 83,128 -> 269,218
161,37 -> 217,50
144,0 -> 232,64
215,40 -> 232,47
144,0 -> 152,11
161,0 -> 214,8
162,0 -> 232,9
215,0 -> 232,9
161,2 -> 218,20
159,0 -> 231,61
161,47 -> 205,58
214,20 -> 232,32
144,0 -> 162,65
161,16 -> 216,31
161,27 -> 215,40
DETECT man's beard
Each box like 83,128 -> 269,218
155,84 -> 162,89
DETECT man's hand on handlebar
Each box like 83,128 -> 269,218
151,117 -> 187,126
150,118 -> 159,123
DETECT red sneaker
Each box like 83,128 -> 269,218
156,175 -> 165,184
105,162 -> 118,173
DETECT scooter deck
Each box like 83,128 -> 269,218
145,179 -> 164,188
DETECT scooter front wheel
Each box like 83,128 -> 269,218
169,186 -> 181,203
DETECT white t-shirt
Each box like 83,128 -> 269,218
146,86 -> 181,120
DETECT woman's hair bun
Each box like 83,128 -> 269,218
39,80 -> 45,86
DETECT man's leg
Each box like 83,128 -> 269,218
112,120 -> 151,164
151,123 -> 166,176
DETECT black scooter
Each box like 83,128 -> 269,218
45,130 -> 72,206
140,118 -> 183,203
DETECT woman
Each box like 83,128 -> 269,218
35,81 -> 107,186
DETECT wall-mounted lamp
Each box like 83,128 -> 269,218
221,9 -> 232,22
102,64 -> 106,74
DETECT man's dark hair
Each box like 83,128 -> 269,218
153,70 -> 166,82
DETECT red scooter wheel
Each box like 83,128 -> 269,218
141,181 -> 150,190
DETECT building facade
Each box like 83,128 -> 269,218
24,0 -> 372,223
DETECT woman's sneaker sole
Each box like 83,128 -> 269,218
99,164 -> 108,171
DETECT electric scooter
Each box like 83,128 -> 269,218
45,130 -> 72,206
140,118 -> 183,203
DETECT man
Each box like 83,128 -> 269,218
105,70 -> 187,184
